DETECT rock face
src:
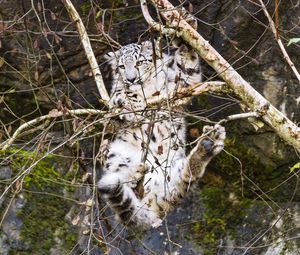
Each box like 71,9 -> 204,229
0,195 -> 28,254
0,0 -> 300,254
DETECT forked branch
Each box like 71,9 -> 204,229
143,0 -> 300,153
61,0 -> 110,102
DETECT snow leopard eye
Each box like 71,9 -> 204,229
136,61 -> 143,66
119,64 -> 125,69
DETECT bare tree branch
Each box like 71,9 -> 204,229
0,81 -> 230,150
0,82 -> 227,151
61,0 -> 110,102
144,0 -> 300,153
140,0 -> 176,36
258,0 -> 300,82
0,109 -> 105,150
147,81 -> 229,105
219,112 -> 260,123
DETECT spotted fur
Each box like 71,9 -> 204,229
98,40 -> 225,229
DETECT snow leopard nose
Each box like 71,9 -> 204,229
124,64 -> 137,83
127,76 -> 136,83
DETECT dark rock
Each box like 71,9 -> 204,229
0,165 -> 12,180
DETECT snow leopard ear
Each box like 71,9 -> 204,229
103,50 -> 120,77
140,40 -> 153,55
104,50 -> 120,65
141,40 -> 160,59
177,44 -> 189,54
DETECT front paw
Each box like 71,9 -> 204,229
201,124 -> 226,156
119,109 -> 139,122
109,96 -> 126,108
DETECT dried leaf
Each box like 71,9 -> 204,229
15,180 -> 22,192
54,33 -> 62,45
48,109 -> 61,118
230,39 -> 239,46
85,198 -> 93,207
157,145 -> 163,155
0,23 -> 7,32
34,71 -> 39,81
152,91 -> 160,96
50,11 -> 56,20
71,215 -> 80,225
81,172 -> 91,182
104,247 -> 111,255
0,57 -> 5,68
42,27 -> 48,38
33,39 -> 39,49
189,128 -> 199,138
146,122 -> 154,135
7,125 -> 12,135
46,52 -> 52,60
82,229 -> 91,235
188,2 -> 193,13
248,117 -> 264,131
37,2 -> 42,11
82,229 -> 90,235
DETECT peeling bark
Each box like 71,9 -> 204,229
146,0 -> 300,153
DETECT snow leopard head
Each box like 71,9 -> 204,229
105,41 -> 158,84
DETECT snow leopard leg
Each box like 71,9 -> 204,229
98,149 -> 162,229
183,124 -> 226,182
161,124 -> 225,207
97,144 -> 144,220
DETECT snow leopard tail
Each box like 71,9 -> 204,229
98,174 -> 135,223
98,174 -> 162,229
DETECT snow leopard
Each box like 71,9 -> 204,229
98,40 -> 226,229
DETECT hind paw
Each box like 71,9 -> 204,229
97,173 -> 121,195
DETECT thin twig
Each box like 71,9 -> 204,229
189,112 -> 259,147
258,0 -> 300,82
218,112 -> 260,124
61,0 -> 110,102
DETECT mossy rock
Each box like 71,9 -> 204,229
0,149 -> 79,254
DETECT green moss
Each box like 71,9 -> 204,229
1,149 -> 78,254
189,135 -> 267,254
192,185 -> 251,255
189,130 -> 299,254
80,2 -> 91,15
216,136 -> 298,201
